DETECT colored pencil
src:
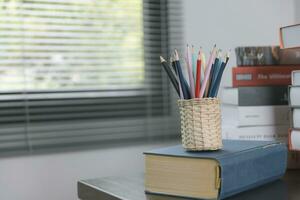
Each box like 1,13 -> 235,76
171,55 -> 183,99
174,49 -> 191,99
200,45 -> 217,98
213,51 -> 230,96
191,45 -> 197,83
208,50 -> 222,97
209,50 -> 230,97
200,50 -> 205,83
160,56 -> 180,96
195,51 -> 201,98
186,45 -> 195,98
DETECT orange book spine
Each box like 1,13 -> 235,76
232,66 -> 300,87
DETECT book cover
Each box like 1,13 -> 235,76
232,66 -> 300,87
234,46 -> 300,65
222,86 -> 288,106
144,140 -> 287,200
280,24 -> 300,49
235,46 -> 280,66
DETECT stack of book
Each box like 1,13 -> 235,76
222,46 -> 300,142
288,70 -> 300,168
222,24 -> 300,168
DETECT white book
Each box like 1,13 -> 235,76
289,87 -> 300,107
222,124 -> 288,143
280,24 -> 300,49
290,129 -> 300,151
292,70 -> 300,86
222,105 -> 290,127
293,108 -> 300,129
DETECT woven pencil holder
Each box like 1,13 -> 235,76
177,98 -> 222,151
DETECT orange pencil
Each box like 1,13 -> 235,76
195,51 -> 201,98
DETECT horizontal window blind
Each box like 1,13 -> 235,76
0,0 -> 182,153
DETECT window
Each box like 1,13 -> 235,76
0,0 -> 144,91
0,0 -> 182,153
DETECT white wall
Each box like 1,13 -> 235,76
0,140 -> 178,200
296,0 -> 300,22
183,0 -> 296,87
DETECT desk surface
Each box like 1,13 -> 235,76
78,170 -> 300,200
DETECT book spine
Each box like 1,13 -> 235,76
290,86 -> 300,107
222,126 -> 288,142
222,86 -> 289,106
237,106 -> 290,126
232,66 -> 300,87
292,108 -> 300,129
219,143 -> 287,199
288,129 -> 300,151
279,48 -> 300,65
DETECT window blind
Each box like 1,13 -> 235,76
0,0 -> 183,153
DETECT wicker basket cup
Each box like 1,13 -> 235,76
177,98 -> 222,151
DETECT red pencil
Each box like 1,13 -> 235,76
195,51 -> 201,98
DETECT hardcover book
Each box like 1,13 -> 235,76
235,45 -> 300,66
232,66 -> 300,87
289,86 -> 300,107
288,129 -> 300,151
221,105 -> 290,127
292,108 -> 300,129
279,48 -> 300,65
235,46 -> 280,66
222,86 -> 288,106
222,124 -> 288,142
144,140 -> 287,200
280,24 -> 300,49
292,70 -> 300,86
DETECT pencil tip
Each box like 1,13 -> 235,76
160,56 -> 166,62
197,52 -> 201,60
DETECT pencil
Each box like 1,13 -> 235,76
213,51 -> 230,96
201,50 -> 205,83
174,49 -> 191,99
209,50 -> 230,97
200,45 -> 217,98
160,56 -> 180,96
192,45 -> 197,83
186,45 -> 195,98
208,50 -> 222,97
171,55 -> 183,99
195,51 -> 201,98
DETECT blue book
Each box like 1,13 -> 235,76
144,140 -> 287,200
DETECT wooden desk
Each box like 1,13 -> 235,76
78,170 -> 300,200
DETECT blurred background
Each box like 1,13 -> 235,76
0,0 -> 298,199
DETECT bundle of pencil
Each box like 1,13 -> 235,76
160,45 -> 230,99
